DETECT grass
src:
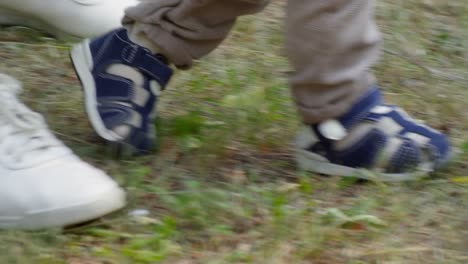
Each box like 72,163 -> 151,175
0,0 -> 467,263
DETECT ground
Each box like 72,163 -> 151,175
0,1 -> 467,263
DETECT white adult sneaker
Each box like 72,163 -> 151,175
0,74 -> 126,230
0,0 -> 139,38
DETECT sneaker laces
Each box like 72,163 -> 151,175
0,75 -> 67,165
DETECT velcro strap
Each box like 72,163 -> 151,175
313,88 -> 382,141
337,87 -> 382,129
126,48 -> 173,87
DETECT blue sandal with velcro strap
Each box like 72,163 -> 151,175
71,28 -> 173,154
296,88 -> 452,181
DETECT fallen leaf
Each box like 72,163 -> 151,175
450,177 -> 468,184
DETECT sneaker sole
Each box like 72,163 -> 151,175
296,149 -> 435,182
0,8 -> 80,41
0,186 -> 126,230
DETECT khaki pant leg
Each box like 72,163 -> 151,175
286,0 -> 381,124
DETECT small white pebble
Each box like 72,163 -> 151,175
128,209 -> 150,217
